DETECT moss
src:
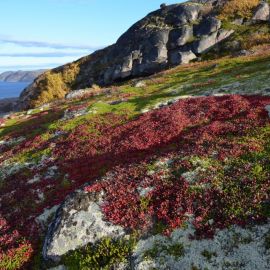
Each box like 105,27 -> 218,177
201,250 -> 217,262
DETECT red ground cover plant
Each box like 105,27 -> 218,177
0,216 -> 33,270
0,94 -> 270,268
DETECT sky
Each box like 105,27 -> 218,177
0,0 -> 182,74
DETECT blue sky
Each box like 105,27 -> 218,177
0,0 -> 182,73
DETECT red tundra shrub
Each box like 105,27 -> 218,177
0,216 -> 33,270
1,94 -> 270,267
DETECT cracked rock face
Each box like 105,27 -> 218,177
43,188 -> 125,262
20,1 -> 236,109
253,2 -> 270,21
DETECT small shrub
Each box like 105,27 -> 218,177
62,237 -> 135,270
265,230 -> 270,250
219,0 -> 260,20
201,250 -> 217,261
242,33 -> 270,50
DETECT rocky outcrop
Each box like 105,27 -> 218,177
19,0 -> 270,109
19,0 -> 236,109
43,187 -> 125,262
252,2 -> 270,21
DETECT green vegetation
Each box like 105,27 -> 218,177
2,52 -> 270,143
62,237 -> 135,270
30,62 -> 80,107
218,0 -> 260,20
201,250 -> 217,262
265,230 -> 270,250
143,241 -> 185,260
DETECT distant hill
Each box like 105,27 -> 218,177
0,70 -> 46,83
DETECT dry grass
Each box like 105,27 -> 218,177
219,0 -> 260,20
242,33 -> 270,49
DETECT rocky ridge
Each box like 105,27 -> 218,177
19,0 -> 270,109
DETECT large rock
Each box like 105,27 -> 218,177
194,17 -> 221,36
19,1 -> 236,109
168,25 -> 194,49
169,49 -> 197,65
252,2 -> 270,21
193,29 -> 234,54
43,187 -> 125,262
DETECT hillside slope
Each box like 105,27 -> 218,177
1,46 -> 270,269
19,0 -> 270,109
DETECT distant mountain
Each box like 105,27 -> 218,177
0,70 -> 46,83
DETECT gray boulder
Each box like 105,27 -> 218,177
169,49 -> 197,65
43,187 -> 125,262
168,25 -> 194,49
252,2 -> 270,21
194,17 -> 221,36
193,29 -> 234,54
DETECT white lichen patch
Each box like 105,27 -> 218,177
147,157 -> 173,179
181,168 -> 202,184
44,166 -> 59,179
137,186 -> 154,197
36,205 -> 59,230
65,88 -> 93,100
0,160 -> 33,180
47,265 -> 67,270
182,156 -> 213,184
133,221 -> 270,270
140,95 -> 195,113
0,136 -> 25,147
36,189 -> 45,202
61,107 -> 89,121
28,174 -> 41,184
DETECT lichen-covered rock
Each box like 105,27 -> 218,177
43,187 -> 125,262
133,221 -> 270,270
252,2 -> 270,21
65,89 -> 93,99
